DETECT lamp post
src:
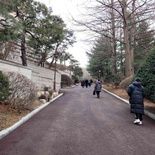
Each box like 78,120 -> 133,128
98,70 -> 101,79
53,52 -> 59,91
62,50 -> 66,65
53,50 -> 66,91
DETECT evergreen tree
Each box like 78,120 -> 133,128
0,1 -> 22,41
11,0 -> 49,66
73,66 -> 83,78
135,48 -> 155,102
134,21 -> 154,73
27,14 -> 65,66
0,71 -> 11,101
86,36 -> 112,79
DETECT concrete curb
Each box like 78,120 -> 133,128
64,85 -> 76,89
0,93 -> 63,140
102,88 -> 155,120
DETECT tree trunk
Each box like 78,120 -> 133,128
130,0 -> 135,75
37,50 -> 48,66
111,0 -> 117,75
49,44 -> 59,68
20,36 -> 27,66
119,26 -> 125,77
122,0 -> 134,77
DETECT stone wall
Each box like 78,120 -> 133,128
0,60 -> 62,91
29,63 -> 61,91
0,41 -> 72,91
0,59 -> 31,79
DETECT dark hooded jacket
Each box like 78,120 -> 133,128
127,79 -> 145,114
95,81 -> 102,92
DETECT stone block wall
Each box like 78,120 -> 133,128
0,60 -> 61,91
0,59 -> 32,79
29,63 -> 61,91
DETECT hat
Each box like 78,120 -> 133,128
135,77 -> 141,82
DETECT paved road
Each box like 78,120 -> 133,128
0,85 -> 155,155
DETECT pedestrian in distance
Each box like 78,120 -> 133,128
81,80 -> 85,88
88,80 -> 91,87
94,79 -> 102,98
85,79 -> 88,88
90,79 -> 93,85
127,77 -> 145,125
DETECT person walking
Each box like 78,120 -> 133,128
81,80 -> 85,88
85,79 -> 88,88
127,77 -> 145,125
94,79 -> 102,98
88,80 -> 91,87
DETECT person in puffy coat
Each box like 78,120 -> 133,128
94,79 -> 102,98
127,77 -> 145,125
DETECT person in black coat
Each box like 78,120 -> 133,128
127,77 -> 145,125
81,80 -> 85,88
85,79 -> 89,88
94,79 -> 102,98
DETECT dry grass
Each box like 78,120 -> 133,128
103,84 -> 155,114
0,100 -> 42,131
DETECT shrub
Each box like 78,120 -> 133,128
48,89 -> 54,96
104,74 -> 122,87
61,74 -> 73,87
44,86 -> 50,91
0,71 -> 11,102
5,72 -> 37,110
72,75 -> 79,84
119,76 -> 133,90
135,49 -> 155,102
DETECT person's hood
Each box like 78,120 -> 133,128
97,81 -> 101,84
133,81 -> 141,87
135,77 -> 141,82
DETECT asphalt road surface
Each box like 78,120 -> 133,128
0,84 -> 155,155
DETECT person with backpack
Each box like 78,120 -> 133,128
127,77 -> 145,125
94,79 -> 102,98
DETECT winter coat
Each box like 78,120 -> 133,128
94,81 -> 102,92
81,81 -> 84,86
127,81 -> 145,114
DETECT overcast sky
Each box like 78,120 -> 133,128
37,0 -> 90,68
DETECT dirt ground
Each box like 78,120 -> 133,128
0,85 -> 155,131
103,84 -> 155,114
0,100 -> 42,131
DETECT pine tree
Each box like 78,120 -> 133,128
134,21 -> 154,73
135,48 -> 155,102
0,71 -> 11,101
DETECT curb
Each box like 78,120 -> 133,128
0,93 -> 63,140
102,88 -> 155,121
63,85 -> 76,89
